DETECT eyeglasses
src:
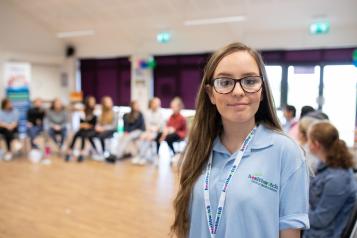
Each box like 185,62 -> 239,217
211,76 -> 263,94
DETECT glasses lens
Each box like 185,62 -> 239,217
214,78 -> 235,93
241,76 -> 262,93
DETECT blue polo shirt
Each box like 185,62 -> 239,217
189,124 -> 310,238
0,109 -> 19,124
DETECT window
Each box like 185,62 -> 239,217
287,65 -> 320,117
323,65 -> 357,147
265,65 -> 282,108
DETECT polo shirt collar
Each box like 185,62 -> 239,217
250,124 -> 274,150
212,124 -> 274,157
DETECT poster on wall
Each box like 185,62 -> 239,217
4,62 -> 31,134
4,62 -> 31,88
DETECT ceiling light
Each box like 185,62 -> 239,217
57,30 -> 95,38
184,16 -> 246,26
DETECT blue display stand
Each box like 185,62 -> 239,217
6,87 -> 31,135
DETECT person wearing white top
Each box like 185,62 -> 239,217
132,97 -> 164,165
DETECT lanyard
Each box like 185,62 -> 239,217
203,127 -> 256,238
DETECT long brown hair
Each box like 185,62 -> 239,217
309,121 -> 354,169
99,96 -> 114,125
84,96 -> 96,118
171,42 -> 282,238
127,100 -> 140,123
1,98 -> 12,110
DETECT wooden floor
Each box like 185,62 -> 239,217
0,156 -> 178,238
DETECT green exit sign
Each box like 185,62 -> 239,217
310,22 -> 330,35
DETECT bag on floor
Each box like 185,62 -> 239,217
29,149 -> 43,163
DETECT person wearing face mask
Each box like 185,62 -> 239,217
171,42 -> 310,238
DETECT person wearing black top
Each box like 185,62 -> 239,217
115,100 -> 145,159
27,98 -> 46,149
66,96 -> 97,162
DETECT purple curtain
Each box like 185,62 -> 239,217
261,48 -> 356,64
154,54 -> 210,109
80,58 -> 131,106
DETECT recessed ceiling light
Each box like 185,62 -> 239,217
184,16 -> 246,26
56,30 -> 95,38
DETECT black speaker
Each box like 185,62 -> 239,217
66,46 -> 76,57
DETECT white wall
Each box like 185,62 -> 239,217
0,1 -> 78,103
30,63 -> 67,102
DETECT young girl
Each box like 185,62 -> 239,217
171,42 -> 310,238
95,96 -> 117,156
298,116 -> 320,173
46,98 -> 68,150
303,121 -> 356,238
66,96 -> 97,162
132,97 -> 164,165
115,100 -> 145,160
0,98 -> 19,160
157,97 -> 187,157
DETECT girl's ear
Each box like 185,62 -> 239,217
310,139 -> 321,152
205,85 -> 216,105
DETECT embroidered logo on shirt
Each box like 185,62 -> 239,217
248,174 -> 279,192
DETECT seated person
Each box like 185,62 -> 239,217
0,98 -> 19,160
303,121 -> 357,238
66,96 -> 97,162
132,97 -> 164,165
94,96 -> 118,156
46,98 -> 68,150
157,97 -> 187,156
298,116 -> 320,173
115,100 -> 145,160
27,98 -> 45,149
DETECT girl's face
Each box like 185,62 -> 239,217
4,101 -> 12,110
103,97 -> 113,108
88,97 -> 96,108
133,102 -> 140,112
307,130 -> 321,157
170,100 -> 181,114
151,98 -> 160,110
54,99 -> 62,110
207,51 -> 262,125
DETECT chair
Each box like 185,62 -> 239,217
342,197 -> 357,238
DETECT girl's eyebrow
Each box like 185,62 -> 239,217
214,71 -> 259,78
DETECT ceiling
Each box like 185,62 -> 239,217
3,0 -> 357,58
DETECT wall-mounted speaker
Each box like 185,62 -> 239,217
66,46 -> 76,57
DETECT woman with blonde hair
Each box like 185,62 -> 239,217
171,42 -> 309,238
94,96 -> 118,155
298,116 -> 320,172
304,121 -> 356,238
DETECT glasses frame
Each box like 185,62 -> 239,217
211,75 -> 263,94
